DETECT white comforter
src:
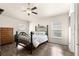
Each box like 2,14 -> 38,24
18,32 -> 48,48
33,34 -> 48,48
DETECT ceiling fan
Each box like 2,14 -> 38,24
23,3 -> 38,16
0,8 -> 4,14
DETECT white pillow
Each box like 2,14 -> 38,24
34,31 -> 46,35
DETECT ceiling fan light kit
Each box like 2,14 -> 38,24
23,3 -> 38,16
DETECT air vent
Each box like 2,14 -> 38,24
0,8 -> 4,14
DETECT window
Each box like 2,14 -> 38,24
52,20 -> 62,39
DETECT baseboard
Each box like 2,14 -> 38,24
48,42 -> 68,46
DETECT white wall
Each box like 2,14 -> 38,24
29,13 -> 69,45
0,15 -> 29,35
29,19 -> 51,32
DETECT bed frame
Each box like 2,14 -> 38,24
15,24 -> 48,54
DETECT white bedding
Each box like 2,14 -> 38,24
33,32 -> 48,48
18,32 -> 48,48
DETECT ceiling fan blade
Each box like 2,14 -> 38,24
31,7 -> 37,10
0,8 -> 4,14
32,12 -> 38,15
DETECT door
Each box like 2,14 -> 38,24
69,12 -> 75,52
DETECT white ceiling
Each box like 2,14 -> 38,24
0,3 -> 70,21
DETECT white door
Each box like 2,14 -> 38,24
69,12 -> 75,52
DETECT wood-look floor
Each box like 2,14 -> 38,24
0,42 -> 74,56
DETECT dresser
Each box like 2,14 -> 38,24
0,28 -> 14,45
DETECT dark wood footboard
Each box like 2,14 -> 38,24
15,31 -> 18,47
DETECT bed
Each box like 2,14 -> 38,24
15,24 -> 48,53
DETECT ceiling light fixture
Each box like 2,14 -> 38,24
23,3 -> 38,16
